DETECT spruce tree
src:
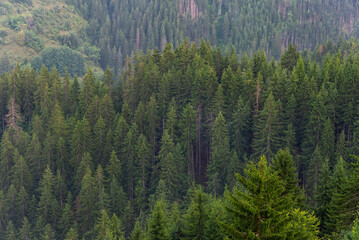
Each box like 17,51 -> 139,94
220,156 -> 318,239
179,103 -> 196,184
147,200 -> 169,240
252,93 -> 282,161
5,221 -> 16,240
19,217 -> 32,240
78,167 -> 98,237
0,132 -> 15,190
130,221 -> 144,240
272,149 -> 304,206
182,187 -> 208,240
64,228 -> 79,240
157,130 -> 179,200
207,111 -> 230,195
37,165 -> 58,228
315,158 -> 331,236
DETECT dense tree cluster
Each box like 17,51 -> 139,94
31,46 -> 85,76
1,39 -> 359,239
64,0 -> 359,74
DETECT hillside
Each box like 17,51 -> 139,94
68,0 -> 359,74
0,0 -> 100,74
1,0 -> 359,76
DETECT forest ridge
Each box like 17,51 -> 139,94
2,0 -> 359,75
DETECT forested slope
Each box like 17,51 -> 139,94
1,39 -> 359,239
2,0 -> 359,75
66,0 -> 359,74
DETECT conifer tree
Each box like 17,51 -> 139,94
64,228 -> 79,240
157,130 -> 178,199
100,94 -> 115,127
146,94 -> 159,157
80,69 -> 96,113
17,186 -> 29,222
106,151 -> 122,183
166,100 -> 178,142
182,187 -> 208,240
78,167 -> 98,237
71,118 -> 92,168
147,200 -> 169,240
5,97 -> 23,137
204,198 -> 225,240
0,190 -> 7,237
272,149 -> 304,206
93,116 -> 106,165
230,96 -> 251,157
109,176 -> 126,220
123,125 -> 137,200
307,146 -> 324,204
11,150 -> 32,191
0,131 -> 15,189
252,93 -> 282,161
220,156 -> 318,239
320,118 -> 335,165
41,224 -> 56,240
95,164 -> 108,211
130,221 -> 144,240
95,209 -> 110,240
315,158 -> 331,236
26,133 -> 42,181
58,193 -> 75,239
179,103 -> 196,184
207,111 -> 230,195
326,157 -> 353,236
19,217 -> 32,240
5,221 -> 16,240
37,166 -> 58,228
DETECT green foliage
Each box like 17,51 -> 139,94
344,218 -> 359,240
7,15 -> 25,31
31,46 -> 85,76
220,156 -> 319,239
147,200 -> 169,240
24,30 -> 44,52
0,39 -> 358,238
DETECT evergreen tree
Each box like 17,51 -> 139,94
80,69 -> 96,113
64,228 -> 79,240
272,149 -> 304,206
182,187 -> 208,240
0,132 -> 15,190
5,221 -> 16,240
19,217 -> 32,240
94,164 -> 108,211
157,130 -> 178,199
179,103 -> 196,185
58,193 -> 75,239
78,167 -> 97,237
37,165 -> 58,229
41,224 -> 56,240
207,111 -> 230,195
315,158 -> 331,236
252,93 -> 282,161
147,200 -> 169,240
220,156 -> 318,239
130,221 -> 144,240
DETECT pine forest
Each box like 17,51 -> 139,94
2,0 -> 359,240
